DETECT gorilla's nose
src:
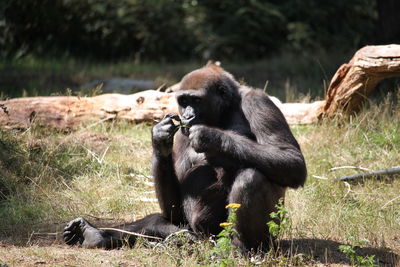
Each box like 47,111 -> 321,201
181,116 -> 195,126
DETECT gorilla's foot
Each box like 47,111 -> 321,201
63,217 -> 107,248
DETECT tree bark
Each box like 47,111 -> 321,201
321,44 -> 400,117
0,91 -> 178,130
0,90 -> 322,129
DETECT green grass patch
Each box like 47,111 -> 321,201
0,98 -> 399,265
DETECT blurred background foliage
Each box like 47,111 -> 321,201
1,0 -> 396,61
0,0 -> 399,101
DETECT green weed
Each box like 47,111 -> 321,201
267,199 -> 291,239
208,203 -> 241,267
339,237 -> 377,267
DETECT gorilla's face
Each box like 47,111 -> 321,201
176,67 -> 240,132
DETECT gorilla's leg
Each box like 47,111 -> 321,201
63,213 -> 182,249
180,165 -> 229,236
228,168 -> 286,252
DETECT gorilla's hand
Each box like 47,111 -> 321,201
189,125 -> 221,153
152,113 -> 179,156
63,217 -> 106,248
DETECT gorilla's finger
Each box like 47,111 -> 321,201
159,124 -> 177,134
158,117 -> 172,125
64,222 -> 77,232
63,231 -> 77,244
62,231 -> 70,238
164,113 -> 180,121
64,218 -> 82,231
65,233 -> 80,245
163,114 -> 181,127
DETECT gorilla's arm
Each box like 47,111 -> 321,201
189,89 -> 307,188
151,115 -> 183,224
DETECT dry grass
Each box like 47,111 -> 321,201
0,98 -> 399,266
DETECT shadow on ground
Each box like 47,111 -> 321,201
280,238 -> 399,266
2,232 -> 399,266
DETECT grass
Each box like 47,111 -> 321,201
286,102 -> 400,263
0,94 -> 399,266
0,53 -> 400,265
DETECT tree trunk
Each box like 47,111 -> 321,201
0,90 -> 322,129
0,91 -> 178,130
322,44 -> 400,117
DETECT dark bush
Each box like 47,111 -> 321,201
2,0 -> 195,61
191,1 -> 287,59
0,0 -> 380,61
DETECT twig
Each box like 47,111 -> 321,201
263,80 -> 269,93
335,167 -> 400,181
312,175 -> 328,180
82,145 -> 100,162
143,181 -> 155,187
164,229 -> 191,242
27,231 -> 35,245
133,197 -> 158,202
142,190 -> 156,194
84,214 -> 116,221
156,83 -> 166,92
33,228 -> 163,241
128,173 -> 154,180
381,196 -> 400,209
99,228 -> 163,240
33,232 -> 60,235
99,145 -> 110,163
330,166 -> 370,172
85,117 -> 113,129
343,182 -> 352,198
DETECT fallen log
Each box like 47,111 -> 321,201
0,91 -> 178,130
1,44 -> 400,129
322,44 -> 400,117
0,90 -> 323,129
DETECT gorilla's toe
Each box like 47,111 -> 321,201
62,217 -> 86,246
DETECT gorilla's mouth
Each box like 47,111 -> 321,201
180,118 -> 195,127
180,117 -> 195,136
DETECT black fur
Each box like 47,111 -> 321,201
63,65 -> 307,252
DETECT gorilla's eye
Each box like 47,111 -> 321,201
217,86 -> 225,96
179,97 -> 188,106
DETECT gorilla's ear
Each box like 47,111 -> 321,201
205,60 -> 222,68
216,80 -> 235,100
216,84 -> 227,98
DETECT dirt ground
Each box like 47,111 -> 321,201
0,235 -> 398,266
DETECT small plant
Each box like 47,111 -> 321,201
339,237 -> 377,267
209,203 -> 241,267
267,199 -> 290,238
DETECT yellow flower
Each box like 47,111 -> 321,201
219,222 -> 233,227
225,203 -> 241,209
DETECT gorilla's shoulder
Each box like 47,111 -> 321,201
239,86 -> 280,109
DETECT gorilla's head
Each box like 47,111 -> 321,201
176,63 -> 240,129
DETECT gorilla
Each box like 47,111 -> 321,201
63,63 -> 307,252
